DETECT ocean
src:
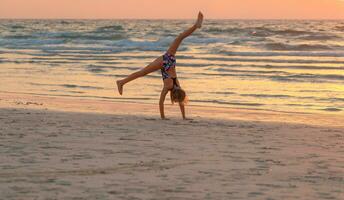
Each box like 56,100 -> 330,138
0,19 -> 343,114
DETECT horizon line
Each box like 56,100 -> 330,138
1,17 -> 344,21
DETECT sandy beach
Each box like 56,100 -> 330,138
0,91 -> 343,199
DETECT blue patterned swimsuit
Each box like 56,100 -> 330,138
161,53 -> 176,80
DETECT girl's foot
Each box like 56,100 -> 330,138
116,80 -> 123,95
195,12 -> 203,28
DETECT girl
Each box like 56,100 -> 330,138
116,12 -> 203,120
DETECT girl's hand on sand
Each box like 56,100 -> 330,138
195,12 -> 203,28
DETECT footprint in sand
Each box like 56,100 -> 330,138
145,118 -> 157,121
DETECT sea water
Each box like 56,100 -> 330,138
0,19 -> 343,114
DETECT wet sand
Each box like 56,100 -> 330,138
0,92 -> 343,199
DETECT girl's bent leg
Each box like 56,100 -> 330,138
116,56 -> 163,95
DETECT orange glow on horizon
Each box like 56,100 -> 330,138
0,0 -> 344,19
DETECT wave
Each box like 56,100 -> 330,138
33,56 -> 116,61
213,67 -> 289,75
95,25 -> 124,32
209,91 -> 236,95
249,64 -> 341,70
85,64 -> 140,73
3,31 -> 126,42
205,27 -> 247,34
273,29 -> 311,36
0,38 -> 66,47
335,25 -> 344,31
216,50 -> 344,57
95,73 -> 162,79
113,38 -> 178,51
285,103 -> 317,108
238,94 -> 333,103
29,82 -> 104,90
322,108 -> 342,112
52,32 -> 125,41
209,68 -> 344,82
61,84 -> 103,90
177,63 -> 212,68
86,65 -> 107,73
298,89 -> 334,93
184,37 -> 226,44
330,97 -> 344,102
265,42 -> 332,51
240,94 -> 292,98
3,34 -> 35,39
205,26 -> 316,37
199,56 -> 344,65
3,57 -> 341,72
60,20 -> 70,24
269,74 -> 344,83
192,99 -> 264,107
2,44 -> 123,52
251,27 -> 314,38
198,71 -> 344,83
41,49 -> 122,54
298,34 -> 341,41
10,24 -> 25,29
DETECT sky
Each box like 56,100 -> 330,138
0,0 -> 344,19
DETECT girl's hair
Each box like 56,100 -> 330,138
171,88 -> 188,104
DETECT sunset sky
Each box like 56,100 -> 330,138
1,0 -> 344,19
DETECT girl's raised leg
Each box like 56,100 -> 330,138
167,12 -> 203,56
116,56 -> 163,95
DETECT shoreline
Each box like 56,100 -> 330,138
0,91 -> 343,128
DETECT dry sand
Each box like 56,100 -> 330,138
0,91 -> 343,200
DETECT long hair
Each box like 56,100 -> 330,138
170,87 -> 188,105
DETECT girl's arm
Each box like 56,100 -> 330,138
175,79 -> 189,120
179,102 -> 186,120
159,88 -> 169,119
